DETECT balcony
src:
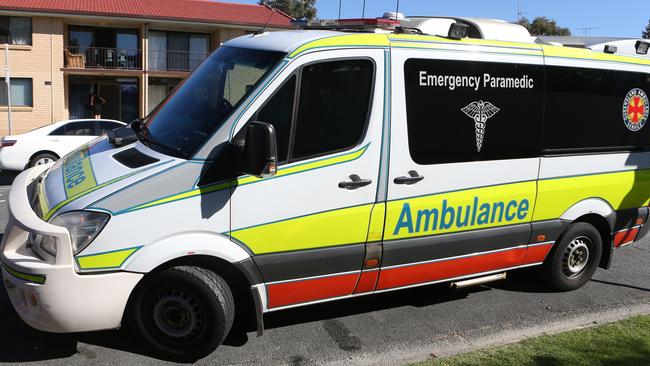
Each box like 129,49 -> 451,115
148,49 -> 210,72
64,46 -> 142,70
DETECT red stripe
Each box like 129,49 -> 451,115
267,273 -> 359,309
376,247 -> 527,291
522,243 -> 554,264
614,227 -> 641,247
353,270 -> 379,294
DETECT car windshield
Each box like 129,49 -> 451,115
144,46 -> 285,158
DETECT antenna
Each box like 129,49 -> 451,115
516,0 -> 527,21
396,0 -> 400,15
576,26 -> 599,36
256,5 -> 276,35
338,0 -> 342,20
362,0 -> 366,18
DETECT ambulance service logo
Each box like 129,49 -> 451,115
623,88 -> 648,132
461,100 -> 500,152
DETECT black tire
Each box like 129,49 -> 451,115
542,222 -> 603,292
127,266 -> 235,362
29,153 -> 58,168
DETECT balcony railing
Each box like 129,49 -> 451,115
64,46 -> 142,70
148,49 -> 210,72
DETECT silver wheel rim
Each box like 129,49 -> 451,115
35,157 -> 53,165
152,289 -> 204,339
562,236 -> 591,278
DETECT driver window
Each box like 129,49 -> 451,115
254,75 -> 296,163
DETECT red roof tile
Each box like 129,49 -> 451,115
0,0 -> 292,28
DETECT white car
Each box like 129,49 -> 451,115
0,119 -> 126,171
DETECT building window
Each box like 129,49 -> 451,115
148,77 -> 182,113
0,78 -> 33,107
148,31 -> 210,71
0,16 -> 32,45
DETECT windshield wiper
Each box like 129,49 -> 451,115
131,120 -> 189,159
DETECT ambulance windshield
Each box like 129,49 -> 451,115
144,46 -> 284,158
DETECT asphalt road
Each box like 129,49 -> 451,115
1,172 -> 649,365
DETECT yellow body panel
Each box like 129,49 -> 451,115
367,203 -> 386,242
62,149 -> 97,198
289,33 -> 390,58
534,169 -> 650,221
231,204 -> 374,254
389,34 -> 543,51
76,247 -> 140,270
385,181 -> 537,241
543,45 -> 650,66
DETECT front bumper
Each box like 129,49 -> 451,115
1,166 -> 143,333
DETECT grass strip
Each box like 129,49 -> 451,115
416,315 -> 650,366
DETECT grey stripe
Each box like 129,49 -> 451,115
382,223 -> 532,268
254,243 -> 365,283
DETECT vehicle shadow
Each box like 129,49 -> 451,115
0,275 -> 486,362
0,170 -> 18,186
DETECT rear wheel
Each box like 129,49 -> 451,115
542,222 -> 602,291
29,153 -> 58,167
128,266 -> 235,362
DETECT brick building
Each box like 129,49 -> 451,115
0,0 -> 291,135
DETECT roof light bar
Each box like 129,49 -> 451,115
635,41 -> 649,55
291,17 -> 400,31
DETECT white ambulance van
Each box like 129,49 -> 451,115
2,16 -> 649,360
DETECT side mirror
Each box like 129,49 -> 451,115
240,121 -> 278,178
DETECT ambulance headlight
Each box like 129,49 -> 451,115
50,211 -> 110,255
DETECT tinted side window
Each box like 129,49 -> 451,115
255,75 -> 296,163
97,121 -> 124,134
544,66 -> 650,152
61,121 -> 96,136
292,59 -> 374,161
50,125 -> 67,136
404,59 -> 543,165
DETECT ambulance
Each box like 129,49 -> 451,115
1,15 -> 649,360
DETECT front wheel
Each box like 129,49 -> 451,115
542,222 -> 603,292
127,266 -> 235,362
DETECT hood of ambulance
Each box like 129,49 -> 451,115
37,136 -> 179,221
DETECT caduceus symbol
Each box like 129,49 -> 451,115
461,100 -> 500,152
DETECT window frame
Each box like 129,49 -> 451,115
0,16 -> 32,46
0,77 -> 33,107
249,56 -> 376,166
250,74 -> 299,165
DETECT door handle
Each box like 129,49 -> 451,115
394,170 -> 424,185
339,174 -> 372,190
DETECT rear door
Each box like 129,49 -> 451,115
229,49 -> 386,310
378,45 -> 545,292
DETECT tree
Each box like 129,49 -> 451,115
259,0 -> 317,20
517,16 -> 571,36
643,19 -> 650,39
